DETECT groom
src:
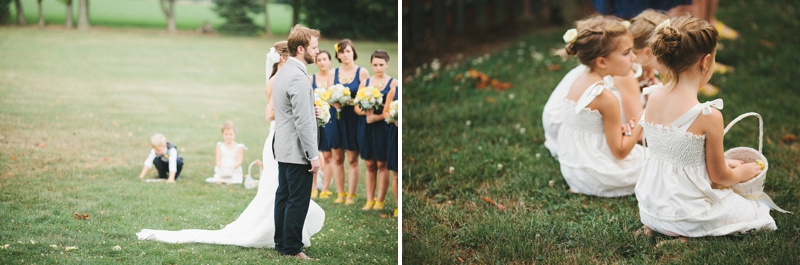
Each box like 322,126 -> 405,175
271,24 -> 321,260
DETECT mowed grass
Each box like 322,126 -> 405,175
14,0 -> 294,34
402,0 -> 800,263
0,27 -> 398,264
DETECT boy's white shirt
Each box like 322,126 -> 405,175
143,147 -> 179,172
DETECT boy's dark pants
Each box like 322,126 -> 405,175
153,157 -> 184,179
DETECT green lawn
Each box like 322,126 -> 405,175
402,0 -> 800,263
13,0 -> 294,34
0,27 -> 398,264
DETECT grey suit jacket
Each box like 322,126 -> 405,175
271,58 -> 319,164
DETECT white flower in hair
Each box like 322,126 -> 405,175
655,19 -> 671,32
563,28 -> 578,44
621,20 -> 631,29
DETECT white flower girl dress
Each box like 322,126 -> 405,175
635,88 -> 776,236
557,76 -> 645,197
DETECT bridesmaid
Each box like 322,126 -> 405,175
327,39 -> 370,205
310,50 -> 335,199
355,50 -> 396,211
385,67 -> 399,217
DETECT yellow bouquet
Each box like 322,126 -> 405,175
326,84 -> 352,119
386,100 -> 399,124
355,85 -> 384,112
315,98 -> 332,127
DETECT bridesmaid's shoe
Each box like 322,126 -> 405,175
345,193 -> 357,205
714,20 -> 740,40
319,190 -> 332,199
311,189 -> 318,199
394,208 -> 398,217
362,199 -> 375,210
334,192 -> 347,204
372,201 -> 385,210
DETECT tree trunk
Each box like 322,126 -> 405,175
77,0 -> 90,30
14,0 -> 26,26
160,0 -> 176,33
291,0 -> 298,26
38,0 -> 44,27
263,0 -> 272,36
65,2 -> 73,29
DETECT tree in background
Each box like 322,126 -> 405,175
160,0 -> 176,33
304,0 -> 396,40
0,0 -> 10,25
213,0 -> 262,36
291,0 -> 298,26
13,0 -> 24,25
77,0 -> 90,30
262,0 -> 272,36
37,0 -> 44,27
57,0 -> 73,29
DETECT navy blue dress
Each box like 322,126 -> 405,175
591,0 -> 689,19
330,67 -> 364,151
358,78 -> 392,161
387,86 -> 399,172
312,74 -> 331,152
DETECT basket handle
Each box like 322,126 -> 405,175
246,160 -> 262,178
723,112 -> 763,153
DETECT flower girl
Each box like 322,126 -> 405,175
635,15 -> 775,243
556,16 -> 645,197
206,122 -> 246,185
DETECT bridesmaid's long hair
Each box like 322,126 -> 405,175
270,41 -> 290,79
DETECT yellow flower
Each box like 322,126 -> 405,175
756,159 -> 765,170
334,43 -> 339,52
621,20 -> 631,29
315,99 -> 325,107
372,88 -> 381,96
343,89 -> 351,96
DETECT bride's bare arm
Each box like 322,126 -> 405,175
266,77 -> 275,122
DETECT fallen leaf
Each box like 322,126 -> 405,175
497,204 -> 505,211
452,73 -> 464,84
782,134 -> 797,143
491,79 -> 513,91
758,39 -> 775,49
65,246 -> 78,251
73,213 -> 89,220
50,244 -> 58,248
380,214 -> 388,219
9,156 -> 15,160
766,136 -> 772,145
485,97 -> 497,103
546,64 -> 562,71
457,257 -> 464,263
1,244 -> 8,249
103,157 -> 108,161
482,197 -> 496,205
37,142 -> 46,148
163,217 -> 171,221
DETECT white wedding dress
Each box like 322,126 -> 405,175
136,121 -> 326,248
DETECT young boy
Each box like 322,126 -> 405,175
138,133 -> 184,183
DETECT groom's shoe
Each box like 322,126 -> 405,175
293,252 -> 318,261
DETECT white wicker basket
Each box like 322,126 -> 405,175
723,112 -> 789,213
244,160 -> 261,190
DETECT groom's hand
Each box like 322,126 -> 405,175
309,159 -> 320,173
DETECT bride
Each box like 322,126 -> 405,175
136,41 -> 326,248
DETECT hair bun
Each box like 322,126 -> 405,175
565,43 -> 578,56
651,26 -> 681,57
